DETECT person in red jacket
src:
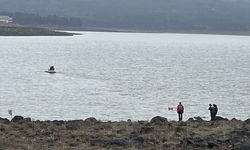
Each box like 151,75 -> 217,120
177,102 -> 184,121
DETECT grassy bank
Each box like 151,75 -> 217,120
0,23 -> 74,36
0,116 -> 249,149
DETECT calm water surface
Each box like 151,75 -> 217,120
0,32 -> 250,121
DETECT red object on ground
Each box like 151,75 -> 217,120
168,107 -> 173,111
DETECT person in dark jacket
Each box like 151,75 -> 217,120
208,104 -> 216,121
177,102 -> 184,121
208,104 -> 213,120
213,104 -> 218,117
49,66 -> 55,71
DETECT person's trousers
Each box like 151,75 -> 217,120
178,113 -> 183,121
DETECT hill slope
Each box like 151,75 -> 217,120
0,0 -> 250,33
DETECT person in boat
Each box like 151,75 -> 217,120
49,66 -> 55,71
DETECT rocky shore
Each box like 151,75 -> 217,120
0,116 -> 249,150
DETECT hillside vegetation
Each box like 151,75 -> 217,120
0,0 -> 250,34
0,23 -> 74,36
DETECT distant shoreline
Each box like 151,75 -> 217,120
71,27 -> 250,36
1,25 -> 249,36
0,26 -> 76,36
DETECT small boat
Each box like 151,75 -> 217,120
45,66 -> 56,73
45,70 -> 56,74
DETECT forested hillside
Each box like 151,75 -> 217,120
0,0 -> 250,33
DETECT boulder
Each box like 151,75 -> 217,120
68,120 -> 84,124
89,139 -> 107,147
207,142 -> 218,148
52,120 -> 65,126
0,118 -> 10,124
66,120 -> 83,130
244,119 -> 250,124
140,126 -> 154,134
11,116 -> 24,122
69,142 -> 78,147
240,144 -> 250,150
186,137 -> 211,148
231,118 -> 238,122
187,118 -> 194,122
150,116 -> 168,125
231,129 -> 250,147
233,128 -> 250,137
85,117 -> 98,124
131,136 -> 144,147
24,117 -> 31,122
178,121 -> 187,126
187,138 -> 194,145
215,116 -> 228,121
108,138 -> 128,146
193,117 -> 203,122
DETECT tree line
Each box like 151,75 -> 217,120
0,12 -> 82,27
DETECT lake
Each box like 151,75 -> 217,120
0,32 -> 250,121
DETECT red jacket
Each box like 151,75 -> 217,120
177,104 -> 184,113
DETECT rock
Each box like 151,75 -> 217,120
11,116 -> 24,122
85,117 -> 98,124
116,129 -> 126,134
130,131 -> 137,137
175,126 -> 186,133
178,121 -> 187,126
186,137 -> 209,147
0,118 -> 10,124
150,116 -> 168,125
89,139 -> 106,146
207,142 -> 218,148
231,118 -> 238,122
231,135 -> 243,144
244,119 -> 250,124
108,138 -> 128,146
24,117 -> 31,122
66,120 -> 83,130
165,143 -> 183,149
131,136 -> 144,147
187,118 -> 195,122
129,132 -> 144,147
231,129 -> 250,147
140,126 -> 154,134
138,121 -> 147,125
240,144 -> 250,150
187,138 -> 194,145
217,138 -> 230,144
197,140 -> 209,147
52,120 -> 65,126
68,120 -> 84,124
69,143 -> 78,147
193,117 -> 203,122
215,116 -> 228,121
233,128 -> 250,137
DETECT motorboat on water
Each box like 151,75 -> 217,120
45,66 -> 56,73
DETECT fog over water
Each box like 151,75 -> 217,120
0,32 -> 250,121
